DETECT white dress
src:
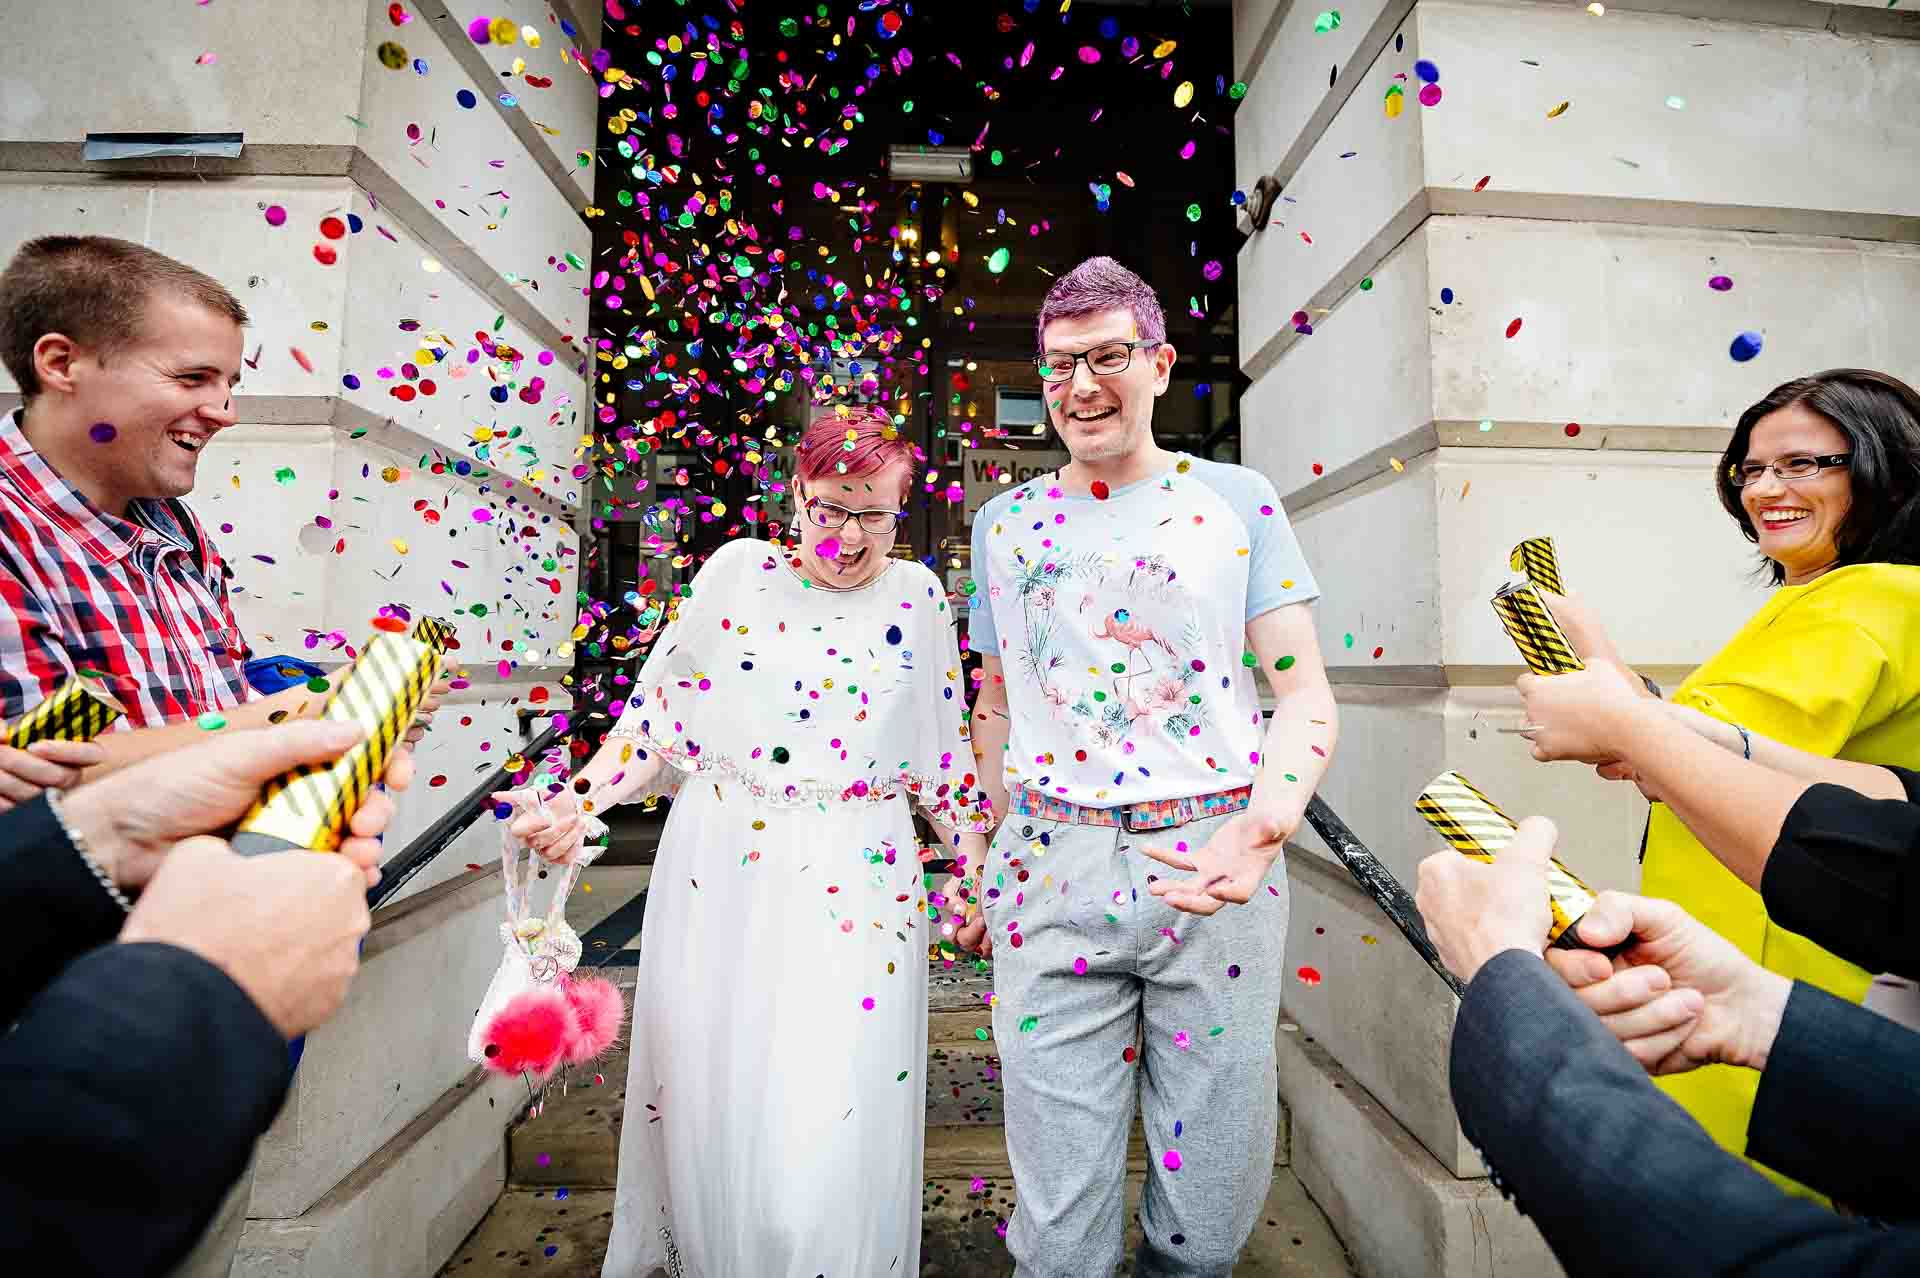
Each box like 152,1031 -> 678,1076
601,538 -> 990,1278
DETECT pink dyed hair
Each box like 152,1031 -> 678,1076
794,406 -> 917,502
1035,255 -> 1166,349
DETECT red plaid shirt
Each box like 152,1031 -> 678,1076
0,410 -> 252,728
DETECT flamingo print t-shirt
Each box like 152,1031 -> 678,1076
968,452 -> 1320,808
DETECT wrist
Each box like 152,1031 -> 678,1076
1461,939 -> 1539,986
1735,970 -> 1793,1072
57,789 -> 126,887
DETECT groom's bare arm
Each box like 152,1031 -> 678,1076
970,654 -> 1013,835
1246,603 -> 1339,831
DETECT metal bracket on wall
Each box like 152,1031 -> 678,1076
1246,175 -> 1284,233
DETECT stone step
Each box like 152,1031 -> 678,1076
439,1169 -> 1355,1277
1277,1022 -> 1562,1278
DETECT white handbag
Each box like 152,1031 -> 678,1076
466,794 -> 617,1083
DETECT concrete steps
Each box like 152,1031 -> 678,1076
438,909 -> 1356,1277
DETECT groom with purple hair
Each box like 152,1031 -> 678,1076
958,256 -> 1338,1276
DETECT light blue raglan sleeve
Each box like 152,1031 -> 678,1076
967,503 -> 1000,653
1213,463 -> 1320,620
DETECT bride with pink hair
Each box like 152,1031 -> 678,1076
496,406 -> 992,1277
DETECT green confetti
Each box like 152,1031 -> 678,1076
974,1027 -> 990,1041
1241,651 -> 1258,668
305,676 -> 330,693
1184,203 -> 1203,222
273,466 -> 297,487
195,711 -> 228,731
1343,634 -> 1355,649
1359,277 -> 1374,291
1019,1016 -> 1039,1033
987,246 -> 1011,274
1275,655 -> 1297,671
1314,10 -> 1342,33
896,1070 -> 910,1082
1209,1026 -> 1226,1037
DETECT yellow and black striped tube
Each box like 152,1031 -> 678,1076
1490,581 -> 1584,675
1414,770 -> 1603,948
231,632 -> 442,855
411,615 -> 455,654
1508,536 -> 1564,595
5,676 -> 126,747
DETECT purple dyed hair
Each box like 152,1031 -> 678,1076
794,405 -> 917,502
1034,256 -> 1167,350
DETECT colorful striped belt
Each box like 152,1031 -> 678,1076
1007,783 -> 1253,832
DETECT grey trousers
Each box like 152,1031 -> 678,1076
981,809 -> 1288,1278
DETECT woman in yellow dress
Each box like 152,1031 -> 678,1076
1546,368 -> 1920,1196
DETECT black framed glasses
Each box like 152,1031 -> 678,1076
1727,453 -> 1851,487
806,499 -> 905,535
1032,340 -> 1160,384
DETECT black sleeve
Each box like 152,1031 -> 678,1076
1747,980 -> 1920,1219
1761,774 -> 1920,979
0,942 -> 289,1275
1451,950 -> 1920,1278
0,795 -> 130,1025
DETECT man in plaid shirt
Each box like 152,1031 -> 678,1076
0,236 -> 438,809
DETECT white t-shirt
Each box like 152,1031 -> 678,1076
968,453 -> 1320,807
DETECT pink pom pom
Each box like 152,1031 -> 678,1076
561,974 -> 625,1066
481,988 -> 572,1078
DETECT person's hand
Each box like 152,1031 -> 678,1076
1514,662 -> 1652,765
61,720 -> 399,892
1142,807 -> 1294,915
0,739 -> 104,811
1545,891 -> 1791,1075
943,873 -> 993,958
120,836 -> 371,1039
1414,815 -> 1558,984
405,676 -> 454,746
1535,590 -> 1627,668
490,786 -> 588,864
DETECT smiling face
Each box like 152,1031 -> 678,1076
28,292 -> 243,516
1739,401 -> 1853,585
1038,307 -> 1175,466
793,454 -> 912,588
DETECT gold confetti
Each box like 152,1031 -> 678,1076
1547,101 -> 1570,119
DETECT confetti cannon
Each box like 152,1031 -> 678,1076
411,614 -> 455,654
4,675 -> 125,747
231,630 -> 442,855
1301,796 -> 1466,997
1508,535 -> 1565,596
1415,771 -> 1621,955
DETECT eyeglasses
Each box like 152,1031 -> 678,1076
1727,453 -> 1851,487
806,499 -> 905,535
1032,340 -> 1159,384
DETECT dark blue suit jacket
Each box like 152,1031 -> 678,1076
0,795 -> 289,1274
1452,950 -> 1920,1276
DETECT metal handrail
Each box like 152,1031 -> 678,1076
368,721 -> 568,909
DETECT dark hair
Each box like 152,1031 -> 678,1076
1715,369 -> 1920,585
0,235 -> 249,401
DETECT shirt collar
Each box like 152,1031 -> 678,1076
1,408 -> 154,563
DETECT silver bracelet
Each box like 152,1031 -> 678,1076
46,789 -> 132,914
1735,724 -> 1753,761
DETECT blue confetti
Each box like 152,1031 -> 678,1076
1414,59 -> 1440,84
456,88 -> 478,109
1730,330 -> 1764,363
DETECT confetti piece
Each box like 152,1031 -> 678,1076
1296,965 -> 1323,986
1730,331 -> 1764,362
1506,317 -> 1524,339
289,347 -> 314,374
89,422 -> 116,443
1547,101 -> 1570,119
196,711 -> 228,731
1314,11 -> 1342,33
1163,1149 -> 1183,1171
1708,275 -> 1733,291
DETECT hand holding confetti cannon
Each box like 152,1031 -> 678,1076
230,626 -> 442,856
0,675 -> 121,810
